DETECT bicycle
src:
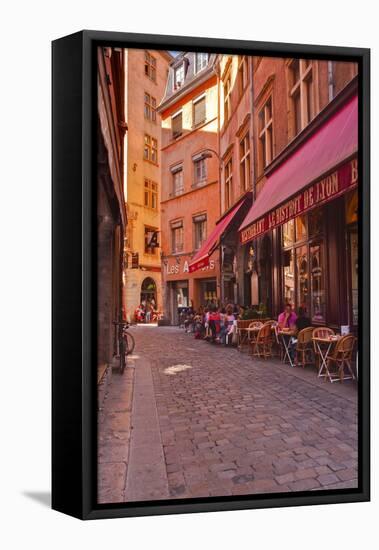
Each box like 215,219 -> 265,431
113,321 -> 135,374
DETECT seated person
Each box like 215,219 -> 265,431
278,303 -> 297,330
295,307 -> 311,333
208,306 -> 221,342
219,304 -> 235,345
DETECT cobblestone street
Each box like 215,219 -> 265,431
99,325 -> 358,503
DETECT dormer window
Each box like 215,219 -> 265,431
174,64 -> 185,89
195,53 -> 208,73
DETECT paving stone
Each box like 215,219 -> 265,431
103,326 -> 358,502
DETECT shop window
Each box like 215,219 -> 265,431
308,208 -> 324,237
346,190 -> 358,224
296,246 -> 308,310
310,243 -> 326,323
283,220 -> 295,247
349,229 -> 358,325
283,249 -> 295,305
295,215 -> 307,241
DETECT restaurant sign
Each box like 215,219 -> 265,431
240,158 -> 358,244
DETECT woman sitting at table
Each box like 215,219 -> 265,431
278,303 -> 297,330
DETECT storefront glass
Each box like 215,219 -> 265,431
282,206 -> 326,322
310,242 -> 326,322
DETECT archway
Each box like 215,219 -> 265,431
140,277 -> 157,308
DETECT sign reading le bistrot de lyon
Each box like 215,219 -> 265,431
240,158 -> 358,244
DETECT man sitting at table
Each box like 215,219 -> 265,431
295,307 -> 311,332
278,303 -> 297,330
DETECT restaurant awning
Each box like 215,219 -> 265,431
239,94 -> 358,244
189,197 -> 249,273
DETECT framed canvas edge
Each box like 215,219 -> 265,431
52,30 -> 370,521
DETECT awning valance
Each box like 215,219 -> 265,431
239,95 -> 358,244
189,197 -> 248,273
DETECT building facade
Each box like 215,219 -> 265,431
216,54 -> 254,306
239,57 -> 358,331
123,48 -> 172,321
97,46 -> 127,384
158,52 -> 221,324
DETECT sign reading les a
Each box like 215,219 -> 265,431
240,158 -> 357,244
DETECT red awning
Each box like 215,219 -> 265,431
239,95 -> 358,243
189,199 -> 247,273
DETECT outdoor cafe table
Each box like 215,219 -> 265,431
277,329 -> 297,367
313,334 -> 341,382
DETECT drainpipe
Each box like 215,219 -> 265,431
328,61 -> 334,102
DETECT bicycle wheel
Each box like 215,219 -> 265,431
119,338 -> 126,374
124,331 -> 135,355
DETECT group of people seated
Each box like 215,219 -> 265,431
180,300 -> 312,353
181,303 -> 240,345
134,298 -> 162,323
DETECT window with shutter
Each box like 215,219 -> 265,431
172,112 -> 182,139
193,96 -> 206,127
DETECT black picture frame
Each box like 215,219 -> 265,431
52,30 -> 370,520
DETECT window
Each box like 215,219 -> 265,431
144,134 -> 158,164
193,96 -> 206,127
174,64 -> 185,88
281,208 -> 326,323
224,157 -> 233,209
144,92 -> 157,122
171,165 -> 184,196
172,111 -> 183,139
193,214 -> 207,250
238,56 -> 248,96
144,51 -> 156,82
193,157 -> 207,186
195,52 -> 208,73
144,179 -> 158,209
258,96 -> 273,174
144,226 -> 158,255
223,71 -> 232,123
171,220 -> 184,254
288,58 -> 315,137
239,132 -> 250,191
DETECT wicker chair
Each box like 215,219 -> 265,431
325,335 -> 356,382
295,327 -> 314,368
312,327 -> 335,371
247,321 -> 263,353
252,322 -> 273,360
